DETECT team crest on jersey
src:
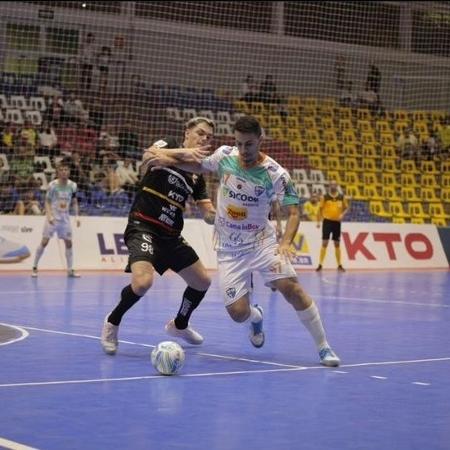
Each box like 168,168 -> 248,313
227,205 -> 247,220
254,185 -> 265,197
226,287 -> 236,299
222,146 -> 233,155
142,234 -> 152,243
267,163 -> 279,172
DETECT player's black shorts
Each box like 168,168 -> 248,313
124,222 -> 199,275
322,218 -> 341,242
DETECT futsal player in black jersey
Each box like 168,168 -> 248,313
101,117 -> 216,355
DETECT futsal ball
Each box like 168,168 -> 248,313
151,341 -> 185,375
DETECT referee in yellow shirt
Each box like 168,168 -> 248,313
316,181 -> 349,272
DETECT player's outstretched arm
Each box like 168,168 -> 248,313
277,204 -> 300,258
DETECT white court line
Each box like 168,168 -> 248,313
0,436 -> 40,450
0,323 -> 29,347
412,382 -> 431,386
371,376 -> 387,380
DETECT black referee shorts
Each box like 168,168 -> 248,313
322,218 -> 342,242
124,222 -> 199,275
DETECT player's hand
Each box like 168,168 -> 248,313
188,145 -> 211,163
276,241 -> 294,261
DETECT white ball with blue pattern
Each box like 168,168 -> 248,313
151,341 -> 185,375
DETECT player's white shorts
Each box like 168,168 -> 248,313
42,220 -> 72,240
217,240 -> 297,306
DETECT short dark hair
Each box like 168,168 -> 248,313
233,115 -> 262,137
185,117 -> 215,132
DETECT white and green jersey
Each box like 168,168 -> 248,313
46,179 -> 77,223
202,146 -> 299,252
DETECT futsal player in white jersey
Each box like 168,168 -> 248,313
145,115 -> 340,367
31,161 -> 81,278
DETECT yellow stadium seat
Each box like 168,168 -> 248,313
428,202 -> 450,219
269,128 -> 285,141
339,118 -> 354,131
321,117 -> 335,129
361,132 -> 376,146
365,185 -> 383,201
253,113 -> 267,128
421,187 -> 440,202
401,186 -> 421,202
305,129 -> 321,142
307,141 -> 325,155
343,143 -> 359,157
431,121 -> 443,133
376,120 -> 392,134
420,160 -> 439,174
287,96 -> 301,107
357,120 -> 373,133
431,217 -> 447,227
392,217 -> 406,224
287,129 -> 302,142
320,98 -> 336,109
357,109 -> 371,121
327,170 -> 344,185
401,173 -> 418,187
442,188 -> 450,203
421,174 -> 439,188
323,129 -> 338,143
345,157 -> 361,172
303,105 -> 317,117
394,120 -> 409,134
431,111 -> 446,122
304,97 -> 318,109
413,121 -> 429,136
380,133 -> 395,146
290,141 -> 305,155
370,200 -> 391,217
362,158 -> 378,172
363,172 -> 380,186
411,217 -> 425,224
308,155 -> 325,170
338,107 -> 352,120
382,158 -> 399,174
412,111 -> 427,122
324,141 -> 341,156
303,116 -> 317,129
346,184 -> 365,200
400,160 -> 419,174
409,202 -> 430,219
342,130 -> 357,144
286,116 -> 300,129
389,201 -> 410,218
234,100 -> 250,114
250,102 -> 266,115
441,160 -> 450,174
345,171 -> 360,185
320,107 -> 335,118
268,115 -> 283,128
287,104 -> 301,117
381,145 -> 397,159
382,172 -> 398,187
395,110 -> 409,121
326,156 -> 342,171
382,186 -> 401,201
362,144 -> 378,158
442,174 -> 450,189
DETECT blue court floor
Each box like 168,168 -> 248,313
0,269 -> 449,450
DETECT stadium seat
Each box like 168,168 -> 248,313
311,183 -> 327,196
287,96 -> 301,107
233,100 -> 249,114
363,172 -> 380,186
344,171 -> 360,186
9,95 -> 28,110
380,133 -> 395,146
307,141 -> 325,156
166,107 -> 182,121
421,187 -> 439,202
34,156 -> 55,175
429,202 -> 450,222
369,201 -> 391,218
345,157 -> 361,172
268,115 -> 283,128
339,118 -> 353,131
250,102 -> 266,115
199,110 -> 216,122
409,202 -> 430,219
5,108 -> 24,125
401,172 -> 418,187
376,120 -> 392,134
0,153 -> 10,171
381,145 -> 397,160
401,187 -> 420,202
395,110 -> 409,121
323,129 -> 338,143
382,186 -> 401,201
381,158 -> 399,174
394,120 -> 409,134
295,183 -> 310,199
357,109 -> 371,121
291,168 -> 310,183
343,143 -> 359,157
0,94 -> 8,109
183,108 -> 197,121
362,158 -> 378,172
287,128 -> 302,143
325,156 -> 340,171
362,144 -> 378,159
392,217 -> 406,224
412,111 -> 427,122
431,217 -> 447,227
290,141 -> 304,155
442,174 -> 450,189
410,217 -> 425,224
303,117 -> 317,130
364,185 -> 383,201
24,110 -> 42,126
216,123 -> 233,136
389,201 -> 410,219
382,172 -> 398,187
29,96 -> 47,112
309,169 -> 326,184
400,160 -> 419,174
321,117 -> 335,130
286,116 -> 299,129
325,141 -> 341,156
308,155 -> 324,170
346,184 -> 364,200
327,169 -> 343,185
441,160 -> 450,174
269,128 -> 285,141
420,160 -> 439,174
361,132 -> 376,146
442,188 -> 450,203
421,174 -> 439,188
338,107 -> 352,120
357,120 -> 373,133
33,172 -> 49,191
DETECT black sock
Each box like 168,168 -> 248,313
108,284 -> 142,326
174,286 -> 207,329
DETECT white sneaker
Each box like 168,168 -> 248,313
249,304 -> 265,348
68,269 -> 81,278
0,236 -> 30,263
319,347 -> 341,367
165,319 -> 204,345
31,267 -> 38,278
101,316 -> 119,355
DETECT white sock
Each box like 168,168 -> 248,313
65,248 -> 73,270
244,304 -> 262,324
33,245 -> 45,268
297,302 -> 328,351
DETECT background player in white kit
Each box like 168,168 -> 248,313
145,115 -> 340,367
31,161 -> 81,278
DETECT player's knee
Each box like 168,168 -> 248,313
226,301 -> 250,323
132,272 -> 153,295
65,240 -> 73,249
194,271 -> 211,291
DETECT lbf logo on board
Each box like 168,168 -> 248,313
290,232 -> 312,266
97,233 -> 128,255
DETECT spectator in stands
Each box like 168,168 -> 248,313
63,92 -> 89,125
115,158 -> 139,200
259,74 -> 280,104
118,122 -> 140,160
80,32 -> 97,91
20,187 -> 42,216
38,121 -> 58,156
0,181 -> 23,215
97,46 -> 112,90
9,142 -> 35,183
20,119 -> 38,152
0,156 -> 8,183
366,63 -> 381,94
1,123 -> 15,154
316,180 -> 349,272
338,81 -> 357,108
397,126 -> 419,160
422,133 -> 441,161
46,94 -> 64,126
239,75 -> 258,102
301,192 -> 320,222
68,151 -> 90,196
